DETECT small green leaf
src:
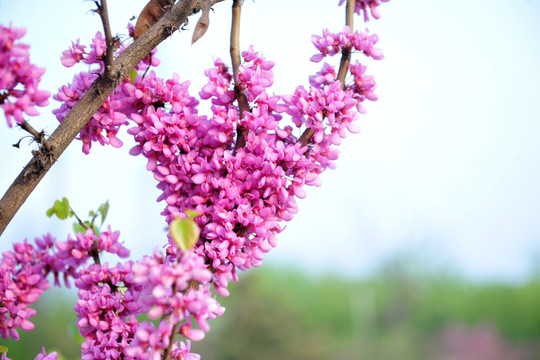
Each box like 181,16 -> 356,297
92,224 -> 100,236
129,69 -> 138,84
73,223 -> 86,234
98,200 -> 110,226
0,345 -> 8,354
170,217 -> 200,251
47,197 -> 70,220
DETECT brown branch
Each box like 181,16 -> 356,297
230,0 -> 242,85
298,0 -> 355,147
0,0 -> 204,237
230,0 -> 250,151
336,0 -> 355,88
95,0 -> 115,77
162,322 -> 180,360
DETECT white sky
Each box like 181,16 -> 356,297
1,0 -> 540,282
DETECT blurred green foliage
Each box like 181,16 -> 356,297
2,256 -> 540,359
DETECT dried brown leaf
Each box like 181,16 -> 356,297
191,0 -> 211,44
134,0 -> 175,39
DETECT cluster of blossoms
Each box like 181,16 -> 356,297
0,1 -> 389,358
0,230 -> 201,359
310,26 -> 383,62
0,228 -> 129,340
338,0 -> 389,21
0,24 -> 50,127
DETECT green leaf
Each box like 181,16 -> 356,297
129,69 -> 138,84
170,217 -> 200,251
73,223 -> 86,234
92,223 -> 100,236
98,200 -> 110,226
0,345 -> 7,354
47,197 -> 70,220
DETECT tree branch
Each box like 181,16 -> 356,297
230,0 -> 250,151
95,0 -> 115,77
0,0 -> 203,237
298,0 -> 355,147
336,0 -> 355,88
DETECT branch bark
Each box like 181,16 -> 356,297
336,0 -> 355,87
230,0 -> 250,151
0,0 -> 203,237
95,0 -> 115,77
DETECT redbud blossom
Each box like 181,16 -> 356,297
0,24 -> 50,127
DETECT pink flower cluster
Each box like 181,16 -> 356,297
0,24 -> 50,127
131,250 -> 223,342
1,347 -> 58,360
72,248 -> 215,359
52,19 -> 382,336
74,262 -> 141,359
0,227 -> 129,342
338,0 -> 389,21
53,33 -> 131,154
0,240 -> 49,341
126,47 -> 309,297
310,26 -> 383,63
1,0 -> 388,355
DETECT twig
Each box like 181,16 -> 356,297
336,0 -> 355,88
95,0 -> 115,77
0,0 -> 202,237
18,121 -> 50,149
162,322 -> 180,360
230,0 -> 250,151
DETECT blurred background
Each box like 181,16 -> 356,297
1,0 -> 540,358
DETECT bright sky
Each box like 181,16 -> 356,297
1,0 -> 540,282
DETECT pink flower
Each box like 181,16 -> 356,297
338,0 -> 390,21
0,24 -> 50,127
60,39 -> 86,67
33,347 -> 58,360
310,27 -> 383,63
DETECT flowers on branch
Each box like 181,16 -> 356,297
310,26 -> 383,63
0,24 -> 50,127
338,0 -> 389,22
2,0 -> 390,355
0,227 -> 130,342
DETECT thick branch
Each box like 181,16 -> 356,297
0,0 -> 202,237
